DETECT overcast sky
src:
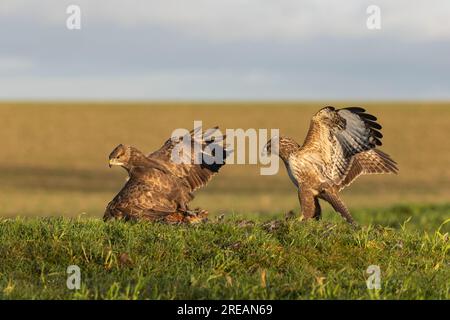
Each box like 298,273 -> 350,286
0,0 -> 449,100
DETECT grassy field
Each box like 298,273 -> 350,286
0,205 -> 448,299
0,102 -> 448,299
0,101 -> 449,218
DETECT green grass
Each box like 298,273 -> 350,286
1,204 -> 448,300
0,102 -> 448,299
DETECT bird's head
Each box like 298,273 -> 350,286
108,144 -> 132,170
263,135 -> 300,161
109,144 -> 149,171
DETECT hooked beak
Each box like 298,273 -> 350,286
261,142 -> 270,157
109,158 -> 123,168
261,148 -> 267,157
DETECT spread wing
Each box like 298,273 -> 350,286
104,168 -> 192,221
301,106 -> 385,187
148,126 -> 230,192
338,149 -> 398,191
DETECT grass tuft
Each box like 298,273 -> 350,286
0,204 -> 448,299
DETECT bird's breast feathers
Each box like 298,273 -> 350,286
287,152 -> 327,185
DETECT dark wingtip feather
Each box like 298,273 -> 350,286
359,113 -> 378,121
343,107 -> 379,123
374,137 -> 382,146
372,130 -> 383,139
344,107 -> 366,113
366,120 -> 382,130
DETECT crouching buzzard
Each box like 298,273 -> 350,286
264,106 -> 398,224
104,127 -> 229,223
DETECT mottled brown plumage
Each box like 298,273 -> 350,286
104,127 -> 228,223
265,106 -> 398,224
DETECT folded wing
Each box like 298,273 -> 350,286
104,168 -> 188,221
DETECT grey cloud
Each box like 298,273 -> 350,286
0,1 -> 449,100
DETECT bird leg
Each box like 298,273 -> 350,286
313,197 -> 322,220
320,190 -> 356,224
298,189 -> 321,221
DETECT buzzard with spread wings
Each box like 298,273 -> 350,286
104,127 -> 229,223
264,106 -> 398,224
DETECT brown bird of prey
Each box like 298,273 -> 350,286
264,106 -> 398,224
104,127 -> 229,223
